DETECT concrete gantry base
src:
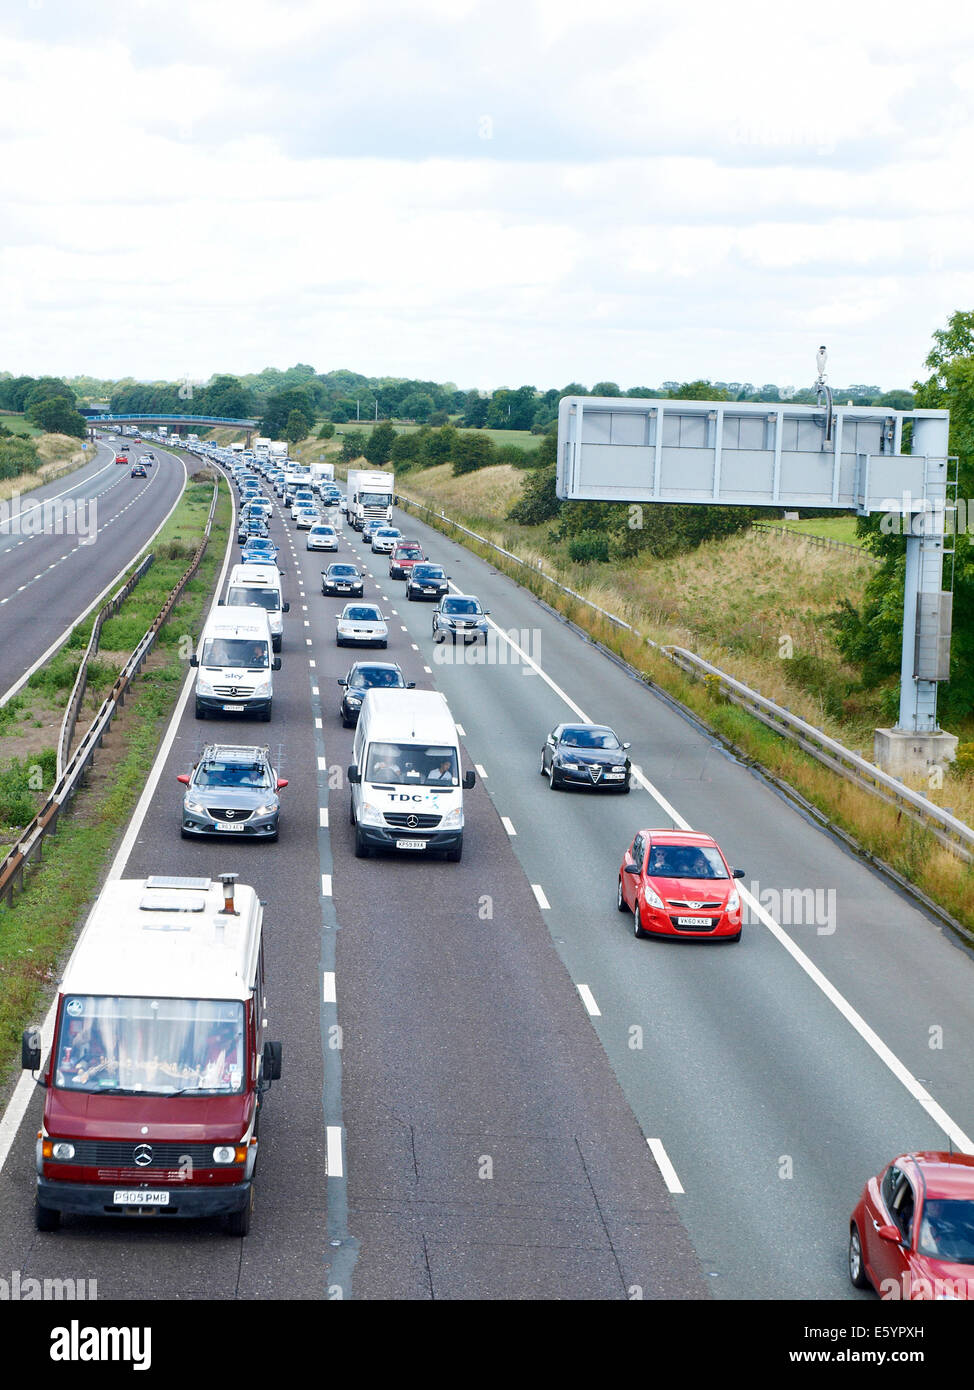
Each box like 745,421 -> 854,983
873,728 -> 959,778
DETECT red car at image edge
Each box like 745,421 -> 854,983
850,1152 -> 974,1299
617,828 -> 744,941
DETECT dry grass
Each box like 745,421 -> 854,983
0,436 -> 90,504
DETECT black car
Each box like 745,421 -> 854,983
322,562 -> 364,597
238,518 -> 270,545
432,594 -> 489,643
406,563 -> 450,601
337,661 -> 415,726
540,723 -> 632,792
130,464 -> 147,478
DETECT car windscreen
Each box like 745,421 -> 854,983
311,527 -> 335,535
645,845 -> 728,879
226,588 -> 280,612
560,727 -> 620,749
343,607 -> 380,621
442,598 -> 481,614
917,1199 -> 974,1263
55,996 -> 246,1095
196,761 -> 272,789
413,566 -> 445,580
328,566 -> 358,577
349,667 -> 404,689
366,743 -> 459,785
201,638 -> 270,668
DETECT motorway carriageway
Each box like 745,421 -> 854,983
0,442 -> 187,702
0,474 -> 972,1300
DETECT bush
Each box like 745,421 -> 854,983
0,435 -> 41,480
568,533 -> 609,564
507,463 -> 561,525
953,742 -> 974,775
493,444 -> 531,468
452,433 -> 495,476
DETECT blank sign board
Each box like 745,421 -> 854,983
556,397 -> 949,514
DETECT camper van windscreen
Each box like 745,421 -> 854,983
55,997 -> 246,1095
366,744 -> 458,785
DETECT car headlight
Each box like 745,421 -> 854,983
726,889 -> 740,913
346,693 -> 363,706
442,616 -> 457,626
440,807 -> 463,829
50,1141 -> 75,1161
212,1145 -> 247,1165
611,765 -> 626,773
559,759 -> 581,771
642,886 -> 665,911
252,680 -> 271,697
253,802 -> 277,818
185,797 -> 208,814
196,678 -> 215,695
359,800 -> 386,826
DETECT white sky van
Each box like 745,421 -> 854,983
191,610 -> 281,721
348,688 -> 475,861
22,874 -> 282,1235
223,563 -> 289,652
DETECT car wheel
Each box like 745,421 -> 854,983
379,640 -> 387,649
445,837 -> 463,862
539,749 -> 547,775
35,1202 -> 60,1232
261,702 -> 272,723
633,900 -> 649,939
354,824 -> 371,858
336,637 -> 345,647
341,713 -> 354,728
617,877 -> 628,912
848,1223 -> 871,1289
548,765 -> 561,790
225,1187 -> 253,1237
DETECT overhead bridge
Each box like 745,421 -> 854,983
82,412 -> 259,443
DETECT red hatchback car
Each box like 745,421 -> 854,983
850,1152 -> 974,1299
389,542 -> 425,579
617,829 -> 745,941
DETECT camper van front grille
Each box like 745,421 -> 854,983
69,1141 -> 219,1168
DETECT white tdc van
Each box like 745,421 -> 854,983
192,610 -> 281,721
348,689 -> 475,861
223,563 -> 289,652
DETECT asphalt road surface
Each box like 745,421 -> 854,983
1,471 -> 970,1301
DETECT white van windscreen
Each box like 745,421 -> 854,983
55,997 -> 245,1095
226,587 -> 280,612
366,744 -> 458,785
201,638 -> 269,668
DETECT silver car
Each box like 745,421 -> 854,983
178,744 -> 288,840
307,524 -> 340,551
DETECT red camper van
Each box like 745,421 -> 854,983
22,874 -> 282,1236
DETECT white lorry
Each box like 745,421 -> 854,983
310,462 -> 335,485
347,469 -> 394,531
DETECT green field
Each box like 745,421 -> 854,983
0,412 -> 41,438
776,515 -> 863,545
331,419 -> 541,450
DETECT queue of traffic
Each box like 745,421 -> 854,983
18,434 -> 974,1299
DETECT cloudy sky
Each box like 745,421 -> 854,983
2,0 -> 974,392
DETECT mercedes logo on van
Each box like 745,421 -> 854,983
134,1144 -> 153,1167
406,814 -> 418,828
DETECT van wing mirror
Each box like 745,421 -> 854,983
22,1027 -> 42,1072
261,1040 -> 282,1083
189,654 -> 199,667
282,602 -> 290,613
406,682 -> 416,689
347,765 -> 361,785
462,770 -> 476,789
272,657 -> 282,671
218,598 -> 225,606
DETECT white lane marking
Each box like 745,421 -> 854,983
475,764 -> 487,778
319,807 -> 329,827
411,643 -> 419,650
321,874 -> 333,897
310,658 -> 316,669
315,717 -> 322,729
423,665 -> 431,673
400,625 -> 407,632
455,723 -> 465,736
302,604 -> 308,611
577,983 -> 601,1017
460,556 -> 974,1153
501,816 -> 516,836
391,609 -> 398,615
326,1125 -> 344,1177
311,685 -> 319,695
304,620 -> 310,627
532,884 -> 551,910
323,972 -> 337,1003
318,757 -> 328,771
647,1138 -> 685,1194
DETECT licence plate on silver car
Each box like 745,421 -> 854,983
218,823 -> 246,831
396,839 -> 426,850
113,1190 -> 170,1206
